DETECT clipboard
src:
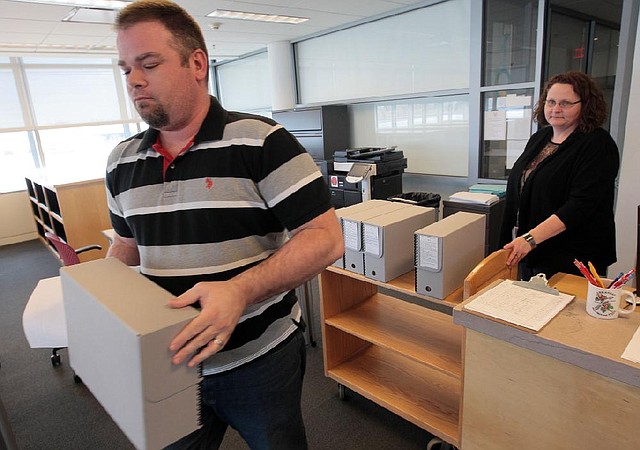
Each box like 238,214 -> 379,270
512,273 -> 559,295
462,276 -> 574,333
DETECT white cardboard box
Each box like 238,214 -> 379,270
60,258 -> 201,450
332,200 -> 391,268
342,201 -> 407,274
363,205 -> 437,282
414,212 -> 486,299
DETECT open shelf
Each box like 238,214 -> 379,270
327,345 -> 460,447
319,267 -> 464,448
24,175 -> 111,263
325,292 -> 462,378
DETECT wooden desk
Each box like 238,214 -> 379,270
453,274 -> 640,450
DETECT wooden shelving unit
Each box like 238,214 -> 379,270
319,266 -> 464,448
25,174 -> 111,262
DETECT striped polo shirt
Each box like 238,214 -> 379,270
105,96 -> 332,375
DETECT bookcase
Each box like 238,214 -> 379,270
319,267 -> 464,448
25,174 -> 111,262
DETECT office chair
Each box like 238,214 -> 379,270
44,232 -> 102,267
44,232 -> 102,366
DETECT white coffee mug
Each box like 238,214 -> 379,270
586,279 -> 636,320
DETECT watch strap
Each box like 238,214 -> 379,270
522,232 -> 537,249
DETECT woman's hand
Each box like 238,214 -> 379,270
504,236 -> 533,267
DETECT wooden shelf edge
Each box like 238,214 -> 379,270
325,266 -> 463,307
50,211 -> 63,223
327,346 -> 460,447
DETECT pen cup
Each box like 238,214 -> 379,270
585,279 -> 636,320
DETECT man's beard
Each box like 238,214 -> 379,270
137,103 -> 169,129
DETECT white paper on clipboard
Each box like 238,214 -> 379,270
464,279 -> 574,332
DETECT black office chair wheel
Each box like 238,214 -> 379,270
51,350 -> 61,367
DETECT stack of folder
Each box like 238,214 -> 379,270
468,183 -> 506,198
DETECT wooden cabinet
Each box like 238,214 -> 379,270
319,267 -> 464,447
454,274 -> 640,450
25,175 -> 111,262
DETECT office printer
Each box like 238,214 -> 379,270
329,147 -> 407,208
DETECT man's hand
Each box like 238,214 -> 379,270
168,281 -> 247,368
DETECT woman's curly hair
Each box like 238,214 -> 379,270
533,71 -> 608,133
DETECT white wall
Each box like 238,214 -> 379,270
0,190 -> 37,245
609,11 -> 640,280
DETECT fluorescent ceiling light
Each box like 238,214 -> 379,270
9,0 -> 130,10
0,42 -> 116,53
62,6 -> 116,24
207,9 -> 309,25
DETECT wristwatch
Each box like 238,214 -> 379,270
522,232 -> 537,249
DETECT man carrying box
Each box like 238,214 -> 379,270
106,1 -> 344,448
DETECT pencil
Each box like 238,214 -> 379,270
587,261 -> 605,288
573,259 -> 598,286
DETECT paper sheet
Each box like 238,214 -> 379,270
464,279 -> 574,332
22,276 -> 68,348
484,110 -> 507,141
622,325 -> 640,363
343,220 -> 360,251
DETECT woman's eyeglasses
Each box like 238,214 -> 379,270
544,99 -> 581,108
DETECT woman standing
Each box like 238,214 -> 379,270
500,71 -> 619,280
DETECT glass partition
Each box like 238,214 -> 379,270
483,0 -> 538,86
351,95 -> 470,177
480,88 -> 535,180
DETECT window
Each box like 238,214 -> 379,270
483,0 -> 538,86
0,57 -> 143,193
0,131 -> 36,193
39,124 -> 134,181
23,57 -> 122,126
0,65 -> 24,129
353,95 -> 470,177
215,51 -> 271,113
295,0 -> 471,104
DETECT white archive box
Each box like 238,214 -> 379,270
332,200 -> 391,268
60,258 -> 201,450
414,212 -> 486,299
363,205 -> 436,282
341,200 -> 407,274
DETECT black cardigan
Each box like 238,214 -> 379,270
499,126 -> 619,274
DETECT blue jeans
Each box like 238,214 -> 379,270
165,329 -> 308,450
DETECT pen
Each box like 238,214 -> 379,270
587,261 -> 605,288
607,272 -> 624,288
611,269 -> 636,289
573,259 -> 598,286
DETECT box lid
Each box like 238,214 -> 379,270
61,258 -> 198,335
